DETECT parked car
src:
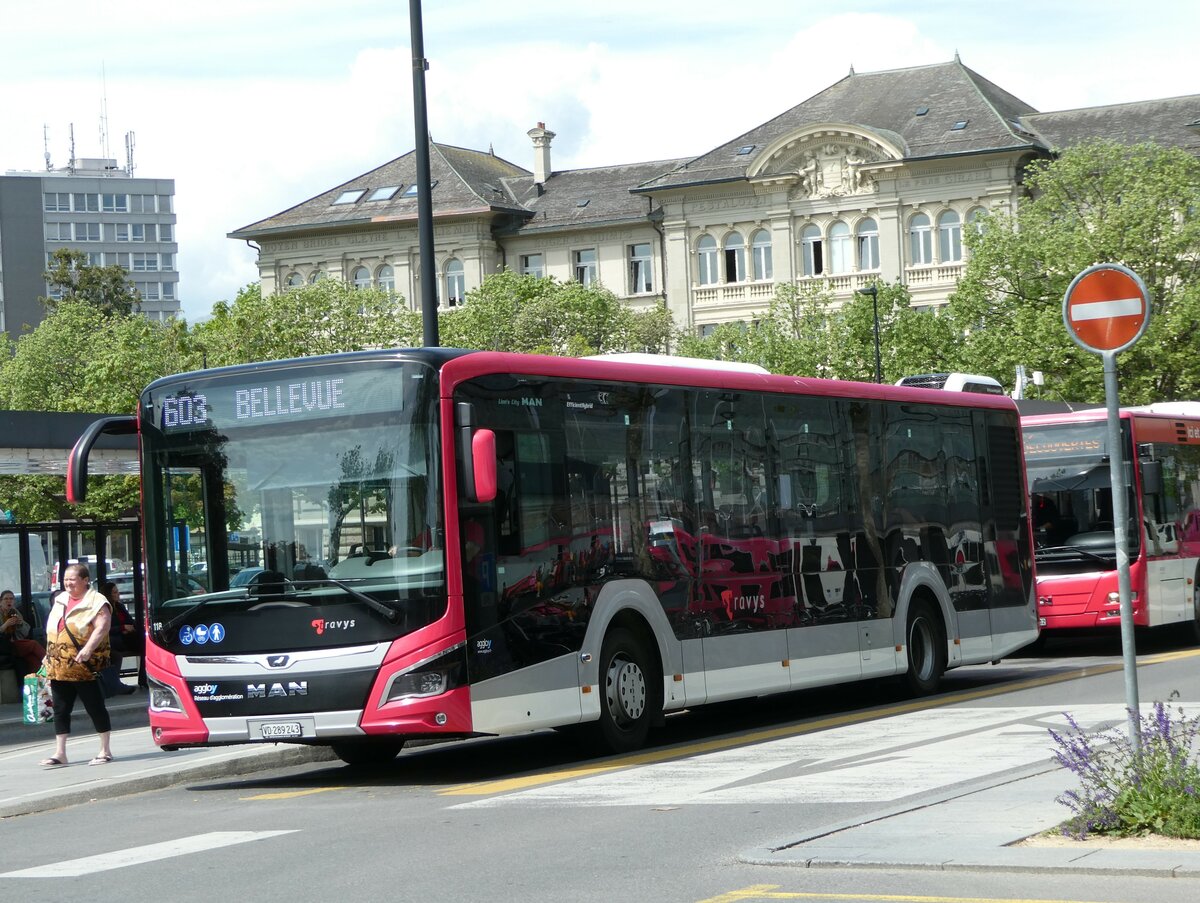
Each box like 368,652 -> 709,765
108,570 -> 205,608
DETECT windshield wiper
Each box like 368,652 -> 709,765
291,576 -> 401,624
1036,544 -> 1114,564
163,590 -> 249,631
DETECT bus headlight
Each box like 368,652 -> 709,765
383,643 -> 466,705
148,677 -> 184,713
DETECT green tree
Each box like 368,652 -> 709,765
439,270 -> 672,355
41,248 -> 140,317
0,301 -> 193,522
947,141 -> 1200,403
192,281 -> 421,368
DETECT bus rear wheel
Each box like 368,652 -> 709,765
588,627 -> 659,754
330,738 -> 405,767
902,599 -> 946,696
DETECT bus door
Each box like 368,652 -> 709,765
1139,449 -> 1186,622
691,391 -> 790,702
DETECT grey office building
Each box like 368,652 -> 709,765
0,158 -> 179,339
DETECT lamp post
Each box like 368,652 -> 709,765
856,283 -> 882,383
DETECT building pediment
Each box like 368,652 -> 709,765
748,125 -> 905,199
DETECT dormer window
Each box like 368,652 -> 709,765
403,180 -> 438,197
332,189 -> 365,205
367,186 -> 400,201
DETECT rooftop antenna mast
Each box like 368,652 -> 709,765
43,124 -> 53,171
68,123 -> 76,174
125,131 -> 136,176
99,63 -> 111,161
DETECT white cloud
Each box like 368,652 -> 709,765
2,2 -> 1196,323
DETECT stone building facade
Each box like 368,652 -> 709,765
229,58 -> 1199,335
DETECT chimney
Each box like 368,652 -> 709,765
527,122 -> 555,185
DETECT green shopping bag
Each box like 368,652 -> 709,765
22,666 -> 52,724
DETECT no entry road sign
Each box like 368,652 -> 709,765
1063,263 -> 1150,354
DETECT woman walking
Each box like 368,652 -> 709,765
39,563 -> 114,767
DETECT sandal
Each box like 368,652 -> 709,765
40,757 -> 67,768
89,754 -> 113,766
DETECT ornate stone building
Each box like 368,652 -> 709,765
229,58 -> 1199,335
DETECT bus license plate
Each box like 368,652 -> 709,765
260,722 -> 303,739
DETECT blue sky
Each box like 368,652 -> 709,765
3,0 -> 1197,322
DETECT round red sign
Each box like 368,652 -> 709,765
1063,264 -> 1150,354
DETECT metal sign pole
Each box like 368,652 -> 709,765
1102,350 -> 1141,754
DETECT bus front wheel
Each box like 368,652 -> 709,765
330,738 -> 405,767
589,627 -> 659,754
902,599 -> 946,696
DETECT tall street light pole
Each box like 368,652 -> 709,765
856,283 -> 882,383
410,0 -> 438,348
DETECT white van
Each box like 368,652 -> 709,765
895,372 -> 1005,395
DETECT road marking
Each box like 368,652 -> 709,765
439,647 -> 1200,799
0,831 -> 297,878
241,787 -> 346,801
696,886 -> 1114,903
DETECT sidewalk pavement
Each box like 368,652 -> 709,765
744,760 -> 1200,878
0,691 -> 333,820
6,693 -> 1200,877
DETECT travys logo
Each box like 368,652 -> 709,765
311,618 -> 356,635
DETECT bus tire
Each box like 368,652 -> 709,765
330,738 -> 405,767
902,598 -> 946,696
1185,571 -> 1200,646
588,626 -> 660,754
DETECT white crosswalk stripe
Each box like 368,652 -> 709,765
452,704 -> 1183,809
0,831 -> 298,878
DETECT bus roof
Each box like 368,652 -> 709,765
1023,404 -> 1200,427
439,350 -> 1021,412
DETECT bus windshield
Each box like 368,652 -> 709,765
139,357 -> 445,654
1023,420 -> 1139,566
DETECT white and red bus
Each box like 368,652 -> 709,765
69,349 -> 1036,764
1022,404 -> 1200,638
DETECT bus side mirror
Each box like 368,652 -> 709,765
1140,459 -> 1163,496
67,415 -> 138,504
471,429 -> 497,504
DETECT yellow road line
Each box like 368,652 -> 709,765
240,786 -> 347,801
440,647 -> 1200,797
695,885 -> 1115,903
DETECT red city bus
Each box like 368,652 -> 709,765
1022,404 -> 1200,638
69,349 -> 1036,765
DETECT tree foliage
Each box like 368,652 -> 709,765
677,280 -> 958,383
0,301 -> 192,522
192,281 -> 422,368
947,141 -> 1200,403
439,270 -> 673,356
41,248 -> 140,317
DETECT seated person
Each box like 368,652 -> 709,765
1,588 -> 46,677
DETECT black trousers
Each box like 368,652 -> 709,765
50,679 -> 112,736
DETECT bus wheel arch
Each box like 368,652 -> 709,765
902,590 -> 947,696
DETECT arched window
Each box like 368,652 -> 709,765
308,270 -> 324,284
909,213 -> 932,265
445,258 -> 465,307
801,224 -> 823,276
697,235 -> 718,285
285,272 -> 303,289
965,207 -> 987,235
723,232 -> 745,283
351,266 -> 371,289
376,264 -> 394,292
751,229 -> 772,280
856,219 -> 879,271
828,221 -> 851,274
938,210 -> 962,262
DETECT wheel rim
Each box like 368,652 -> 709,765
909,616 -> 934,682
605,653 -> 647,728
